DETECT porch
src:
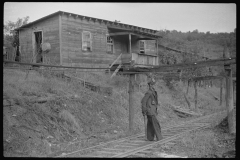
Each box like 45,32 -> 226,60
108,25 -> 161,68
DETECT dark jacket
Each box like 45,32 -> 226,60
141,88 -> 158,116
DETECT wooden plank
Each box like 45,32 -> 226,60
109,32 -> 131,36
225,65 -> 235,134
73,54 -> 115,61
172,105 -> 202,116
194,81 -> 197,110
100,148 -> 125,152
113,126 -> 209,158
118,142 -> 142,146
156,39 -> 158,57
62,58 -> 112,65
108,53 -> 122,69
129,73 -> 134,132
190,76 -> 223,82
111,64 -> 122,78
129,34 -> 131,54
130,58 -> 236,72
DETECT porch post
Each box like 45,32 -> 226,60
129,34 -> 132,59
156,39 -> 158,54
156,38 -> 158,65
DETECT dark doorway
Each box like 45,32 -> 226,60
34,31 -> 43,63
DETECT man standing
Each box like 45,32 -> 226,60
141,77 -> 163,141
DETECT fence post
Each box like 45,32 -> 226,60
194,80 -> 198,110
223,45 -> 235,134
220,78 -> 223,106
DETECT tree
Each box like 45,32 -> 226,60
4,16 -> 29,61
4,16 -> 29,47
4,16 -> 29,35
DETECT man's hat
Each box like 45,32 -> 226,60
147,77 -> 156,85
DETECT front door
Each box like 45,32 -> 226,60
32,31 -> 43,63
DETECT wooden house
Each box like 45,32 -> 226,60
15,11 -> 162,68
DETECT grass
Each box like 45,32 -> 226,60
3,67 -> 228,157
181,129 -> 218,157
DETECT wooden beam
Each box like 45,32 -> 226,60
194,81 -> 198,110
225,65 -> 235,134
190,76 -> 223,82
223,47 -> 235,134
109,31 -> 158,40
111,64 -> 122,79
129,33 -> 131,54
129,74 -> 134,132
156,39 -> 159,65
220,78 -> 223,106
129,58 -> 236,72
128,34 -> 133,132
109,32 -> 131,36
109,53 -> 122,70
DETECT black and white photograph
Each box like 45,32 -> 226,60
3,2 -> 236,158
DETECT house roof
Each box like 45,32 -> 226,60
15,11 -> 162,38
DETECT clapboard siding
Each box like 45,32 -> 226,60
61,14 -> 112,67
19,15 -> 60,64
19,11 -> 159,67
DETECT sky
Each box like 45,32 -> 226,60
4,2 -> 236,33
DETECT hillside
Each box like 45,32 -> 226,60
156,29 -> 236,78
3,67 -> 227,157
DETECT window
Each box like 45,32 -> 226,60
106,35 -> 114,53
82,31 -> 92,51
139,40 -> 145,54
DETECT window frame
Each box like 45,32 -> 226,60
82,31 -> 92,52
106,35 -> 114,54
139,40 -> 145,54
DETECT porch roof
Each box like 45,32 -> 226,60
109,31 -> 159,40
108,25 -> 161,40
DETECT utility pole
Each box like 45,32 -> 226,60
223,45 -> 235,134
128,33 -> 134,132
128,74 -> 134,132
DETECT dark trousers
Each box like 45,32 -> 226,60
147,115 -> 163,141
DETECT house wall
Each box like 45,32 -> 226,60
19,12 -> 159,67
19,15 -> 60,64
60,14 -> 119,68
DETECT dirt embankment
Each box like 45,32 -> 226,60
3,69 -> 130,157
3,68 -> 234,157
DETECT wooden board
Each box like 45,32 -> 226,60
171,105 -> 202,116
